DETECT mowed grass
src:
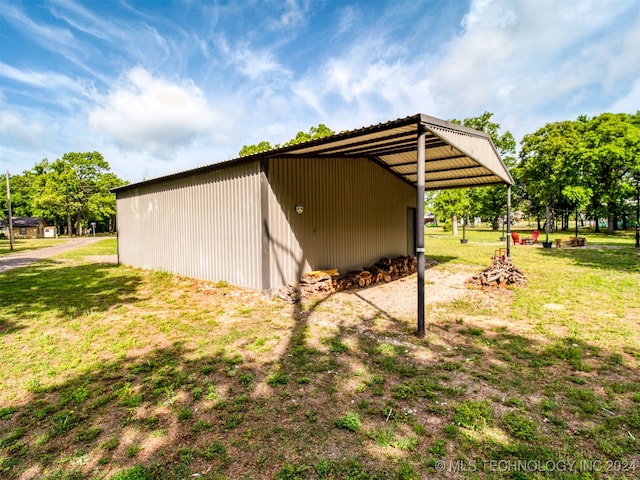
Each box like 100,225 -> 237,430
0,238 -> 67,256
0,232 -> 639,480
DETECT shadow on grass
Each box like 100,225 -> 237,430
0,338 -> 422,479
1,254 -> 639,479
424,255 -> 457,265
0,318 -> 24,337
1,312 -> 639,479
0,260 -> 143,322
540,246 -> 640,272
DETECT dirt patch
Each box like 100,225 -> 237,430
341,267 -> 476,320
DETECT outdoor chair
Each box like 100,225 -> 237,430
532,230 -> 540,243
511,232 -> 521,245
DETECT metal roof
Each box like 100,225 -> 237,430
0,217 -> 45,228
114,113 -> 513,193
269,113 -> 514,190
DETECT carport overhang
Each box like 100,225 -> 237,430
112,113 -> 515,337
263,113 -> 515,337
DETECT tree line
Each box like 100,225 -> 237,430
2,152 -> 127,237
516,112 -> 640,234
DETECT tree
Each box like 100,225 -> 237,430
433,189 -> 471,236
7,152 -> 125,236
518,113 -> 640,234
239,124 -> 335,156
579,113 -> 640,233
239,141 -> 273,157
517,120 -> 584,231
87,172 -> 127,233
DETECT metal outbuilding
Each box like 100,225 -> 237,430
113,113 -> 514,335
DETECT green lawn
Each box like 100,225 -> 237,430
0,233 -> 639,479
0,238 -> 67,256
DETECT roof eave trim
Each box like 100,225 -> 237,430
420,117 -> 515,186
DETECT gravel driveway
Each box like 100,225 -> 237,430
0,237 -> 109,273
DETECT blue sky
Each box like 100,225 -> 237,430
1,0 -> 639,183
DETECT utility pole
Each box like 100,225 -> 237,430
5,171 -> 14,251
636,179 -> 640,248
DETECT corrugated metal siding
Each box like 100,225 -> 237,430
116,161 -> 263,289
266,157 -> 415,289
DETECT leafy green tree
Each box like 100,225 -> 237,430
282,124 -> 335,146
2,170 -> 37,217
87,172 -> 127,232
517,120 -> 584,230
239,140 -> 273,157
433,189 -> 471,236
239,124 -> 335,157
6,152 -> 125,236
518,113 -> 640,233
579,113 -> 640,233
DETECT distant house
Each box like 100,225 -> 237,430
424,212 -> 437,226
0,217 -> 47,239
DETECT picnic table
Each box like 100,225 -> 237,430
555,237 -> 586,248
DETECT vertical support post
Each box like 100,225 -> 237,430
506,185 -> 511,257
259,156 -> 272,293
545,205 -> 550,243
635,178 -> 639,248
5,171 -> 13,251
416,126 -> 426,337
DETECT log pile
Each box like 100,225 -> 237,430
466,256 -> 526,288
278,255 -> 436,303
331,256 -> 424,292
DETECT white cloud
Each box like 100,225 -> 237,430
0,1 -> 76,51
336,6 -> 359,36
267,0 -> 309,30
214,35 -> 288,82
0,63 -> 96,99
48,0 -> 112,42
0,110 -> 49,149
88,67 -> 220,155
234,44 -> 284,80
430,0 -> 640,140
291,37 -> 437,128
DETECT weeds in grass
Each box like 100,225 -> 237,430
110,464 -> 149,480
266,370 -> 289,386
73,427 -> 102,443
453,400 -> 493,430
503,411 -> 539,441
367,426 -> 394,446
125,443 -> 142,457
176,406 -> 192,422
428,439 -> 447,457
335,412 -> 361,432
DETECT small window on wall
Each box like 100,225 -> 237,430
20,227 -> 27,235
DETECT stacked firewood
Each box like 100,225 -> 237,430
332,256 -> 423,292
278,255 -> 435,303
466,256 -> 526,288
